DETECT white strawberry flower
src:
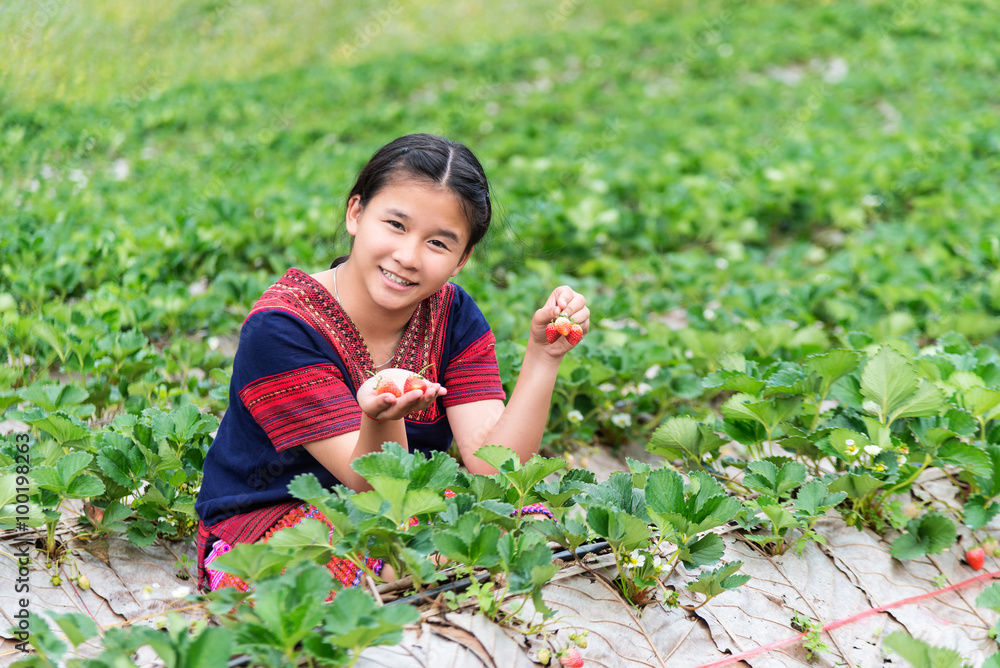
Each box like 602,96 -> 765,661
844,439 -> 855,446
897,455 -> 907,465
864,445 -> 882,456
644,364 -> 661,380
623,549 -> 646,571
598,383 -> 617,394
567,410 -> 584,424
611,413 -> 632,428
636,382 -> 652,396
845,444 -> 859,456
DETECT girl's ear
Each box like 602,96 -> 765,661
451,247 -> 473,277
345,194 -> 363,236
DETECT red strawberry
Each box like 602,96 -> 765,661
546,321 -> 560,343
561,647 -> 584,668
966,546 -> 986,570
374,376 -> 402,397
566,323 -> 584,346
404,373 -> 429,393
554,315 -> 573,337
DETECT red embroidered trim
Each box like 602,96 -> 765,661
246,269 -> 454,424
442,330 -> 506,407
238,363 -> 360,451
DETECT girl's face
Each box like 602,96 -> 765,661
345,178 -> 472,312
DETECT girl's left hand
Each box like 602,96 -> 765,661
531,285 -> 590,357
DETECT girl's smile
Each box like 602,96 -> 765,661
341,178 -> 472,318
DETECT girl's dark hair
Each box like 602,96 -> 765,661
335,134 -> 492,265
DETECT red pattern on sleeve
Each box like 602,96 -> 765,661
238,363 -> 361,451
442,330 -> 506,407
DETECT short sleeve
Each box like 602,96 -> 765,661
441,284 -> 507,407
233,311 -> 361,451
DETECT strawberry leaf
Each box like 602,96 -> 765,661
883,632 -> 966,668
686,561 -> 750,599
889,512 -> 957,560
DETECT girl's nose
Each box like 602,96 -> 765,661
392,238 -> 420,268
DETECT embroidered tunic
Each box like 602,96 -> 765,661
194,267 -> 505,589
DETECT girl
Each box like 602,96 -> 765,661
194,133 -> 589,593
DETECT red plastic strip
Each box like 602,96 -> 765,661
692,568 -> 1000,668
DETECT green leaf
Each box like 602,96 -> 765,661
803,349 -> 862,393
65,474 -> 105,498
585,505 -> 651,553
686,561 -> 750,599
185,626 -> 235,668
793,480 -> 846,518
678,532 -> 725,568
828,472 -> 883,501
976,583 -> 1000,614
57,451 -> 93,482
889,513 -> 957,560
936,442 -> 991,477
883,631 -> 965,668
208,542 -> 290,582
743,460 -> 806,499
26,412 -> 92,447
861,347 -> 947,424
48,611 -> 99,649
473,444 -> 518,471
963,495 -> 1000,530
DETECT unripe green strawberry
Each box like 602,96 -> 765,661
983,537 -> 999,557
570,630 -> 588,648
78,574 -> 91,590
537,647 -> 551,665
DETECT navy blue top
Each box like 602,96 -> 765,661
195,268 -> 505,529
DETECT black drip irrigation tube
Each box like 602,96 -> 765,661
387,539 -> 611,607
224,540 -> 611,667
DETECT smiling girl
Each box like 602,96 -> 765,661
194,133 -> 589,594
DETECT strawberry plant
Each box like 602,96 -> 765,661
739,460 -> 846,556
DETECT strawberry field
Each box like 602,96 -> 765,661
3,0 -> 1000,666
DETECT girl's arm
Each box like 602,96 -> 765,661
448,286 -> 590,473
303,380 -> 445,492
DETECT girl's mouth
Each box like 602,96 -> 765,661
380,267 -> 415,287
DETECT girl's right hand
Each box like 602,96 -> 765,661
357,368 -> 447,421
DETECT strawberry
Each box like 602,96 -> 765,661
537,647 -> 551,665
984,537 -> 999,558
374,376 -> 402,398
546,321 -> 560,343
404,373 -> 429,393
561,646 -> 584,667
566,323 -> 584,346
966,546 -> 986,570
554,315 -> 573,337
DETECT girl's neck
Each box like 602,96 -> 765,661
331,261 -> 413,355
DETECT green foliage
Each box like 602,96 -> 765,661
889,512 -> 958,561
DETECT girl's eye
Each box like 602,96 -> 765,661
387,220 -> 404,230
431,240 -> 450,250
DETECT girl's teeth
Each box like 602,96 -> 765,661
382,269 -> 413,285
